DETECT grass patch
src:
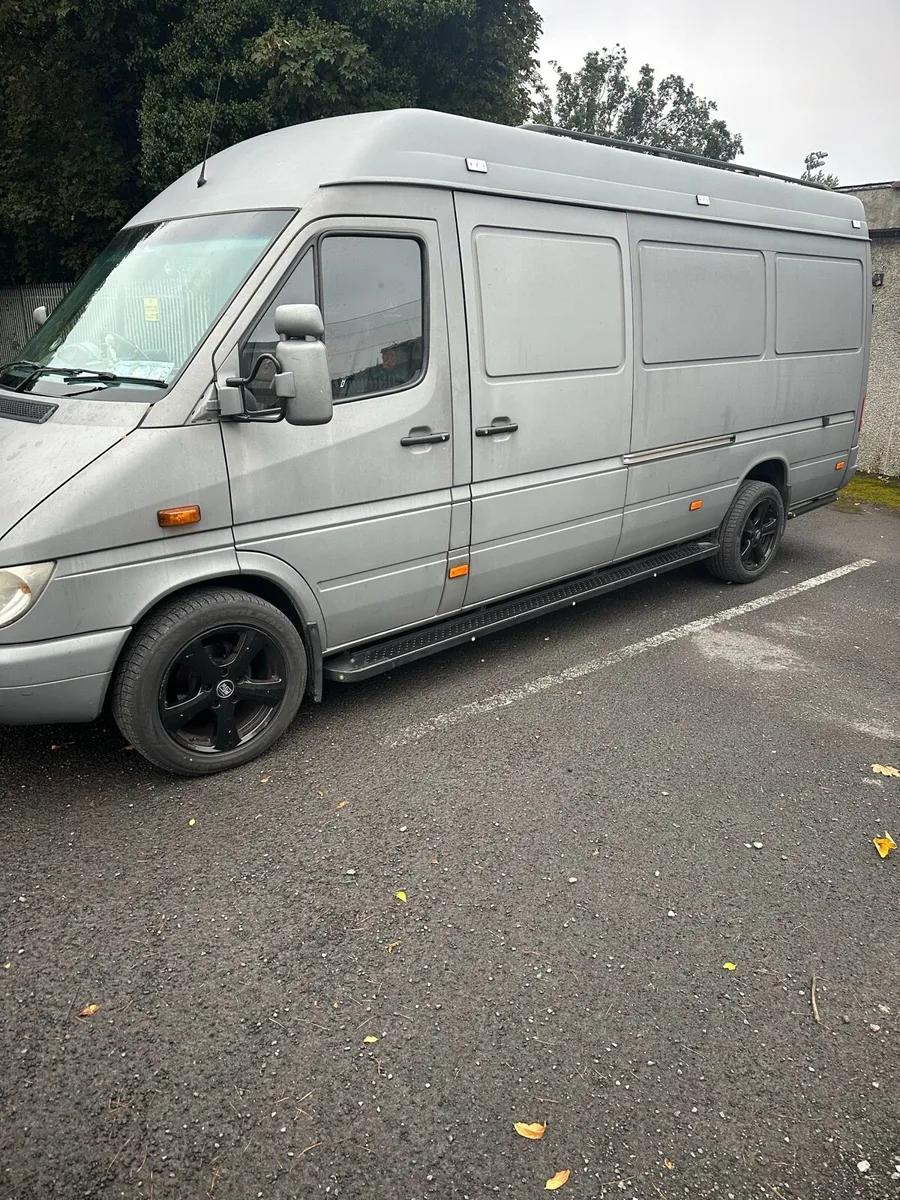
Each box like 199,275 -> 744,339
836,472 -> 900,514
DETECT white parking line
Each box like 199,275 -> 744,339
386,558 -> 876,747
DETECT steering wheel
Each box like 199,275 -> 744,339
60,340 -> 105,368
104,330 -> 152,360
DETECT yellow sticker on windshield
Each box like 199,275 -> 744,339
143,296 -> 160,321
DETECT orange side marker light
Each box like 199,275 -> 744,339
835,461 -> 846,471
449,564 -> 469,579
689,499 -> 704,511
158,505 -> 201,528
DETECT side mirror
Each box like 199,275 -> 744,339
274,304 -> 333,426
33,305 -> 48,328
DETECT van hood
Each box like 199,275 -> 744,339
0,394 -> 149,543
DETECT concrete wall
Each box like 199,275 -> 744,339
840,183 -> 900,477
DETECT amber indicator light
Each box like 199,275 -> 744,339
449,564 -> 469,579
158,505 -> 201,527
835,461 -> 846,471
689,499 -> 704,511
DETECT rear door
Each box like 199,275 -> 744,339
454,193 -> 632,606
220,214 -> 454,650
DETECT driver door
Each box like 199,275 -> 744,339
219,215 -> 454,651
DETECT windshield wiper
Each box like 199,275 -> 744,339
0,361 -> 166,391
60,370 -> 167,388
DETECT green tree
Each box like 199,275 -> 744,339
801,150 -> 838,189
0,0 -> 541,284
532,45 -> 743,162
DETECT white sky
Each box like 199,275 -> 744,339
534,0 -> 900,185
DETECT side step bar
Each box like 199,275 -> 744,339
324,539 -> 719,683
787,492 -> 838,520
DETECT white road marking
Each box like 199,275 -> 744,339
386,558 -> 876,747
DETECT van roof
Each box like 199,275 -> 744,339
129,108 -> 867,239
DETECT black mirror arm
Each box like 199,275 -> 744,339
222,354 -> 286,423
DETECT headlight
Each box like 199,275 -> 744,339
0,562 -> 56,628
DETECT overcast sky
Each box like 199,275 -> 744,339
535,0 -> 899,185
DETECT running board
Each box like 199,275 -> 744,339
324,539 -> 719,683
787,492 -> 838,520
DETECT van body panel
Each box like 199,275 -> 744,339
0,541 -> 239,646
0,398 -> 148,542
455,192 -> 633,605
0,424 -> 232,567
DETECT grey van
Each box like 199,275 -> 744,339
0,110 -> 870,774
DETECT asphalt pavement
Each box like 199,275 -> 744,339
2,501 -> 899,1200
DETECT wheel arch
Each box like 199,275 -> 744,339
111,554 -> 326,703
742,457 -> 789,506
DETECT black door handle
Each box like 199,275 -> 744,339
400,431 -> 450,447
475,421 -> 519,437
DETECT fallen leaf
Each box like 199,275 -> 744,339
386,941 -> 400,953
336,801 -> 349,809
363,1035 -> 378,1044
545,1170 -> 570,1191
122,745 -> 136,752
78,1003 -> 100,1018
664,1159 -> 675,1169
872,764 -> 900,778
395,891 -> 407,903
429,858 -> 439,865
513,1121 -> 547,1140
3,962 -> 10,969
188,818 -> 196,827
873,832 -> 897,859
723,962 -> 737,971
260,776 -> 271,784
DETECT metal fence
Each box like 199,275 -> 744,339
0,283 -> 72,362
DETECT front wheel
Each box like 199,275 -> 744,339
706,480 -> 785,583
112,587 -> 308,776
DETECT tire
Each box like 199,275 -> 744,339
112,587 -> 308,776
706,480 -> 785,583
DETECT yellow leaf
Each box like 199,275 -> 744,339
336,800 -> 349,809
873,832 -> 897,859
188,818 -> 196,827
260,776 -> 271,784
872,764 -> 900,778
513,1121 -> 547,1140
395,891 -> 407,903
723,962 -> 737,971
429,858 -> 439,866
78,1003 -> 100,1018
545,1170 -> 570,1191
363,1034 -> 379,1044
386,941 -> 400,953
664,1159 -> 675,1170
3,962 -> 10,969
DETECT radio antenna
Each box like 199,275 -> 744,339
197,68 -> 224,188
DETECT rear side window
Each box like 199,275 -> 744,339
474,229 -> 625,377
775,254 -> 863,354
240,234 -> 424,406
640,243 -> 766,365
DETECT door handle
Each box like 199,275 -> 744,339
476,421 -> 519,437
400,430 -> 450,447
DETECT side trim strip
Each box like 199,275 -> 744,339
623,434 -> 736,466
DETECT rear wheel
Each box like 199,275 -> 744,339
707,480 -> 785,583
112,587 -> 307,776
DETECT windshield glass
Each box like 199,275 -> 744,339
0,210 -> 291,400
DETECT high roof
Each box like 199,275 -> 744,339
129,108 -> 866,239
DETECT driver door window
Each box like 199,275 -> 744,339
240,235 -> 425,409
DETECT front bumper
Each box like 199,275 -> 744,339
0,628 -> 131,725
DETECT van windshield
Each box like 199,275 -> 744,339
0,210 -> 291,400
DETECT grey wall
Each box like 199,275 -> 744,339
840,184 -> 900,477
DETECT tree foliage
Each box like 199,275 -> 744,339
532,45 -> 743,162
801,150 -> 839,189
0,0 -> 540,284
